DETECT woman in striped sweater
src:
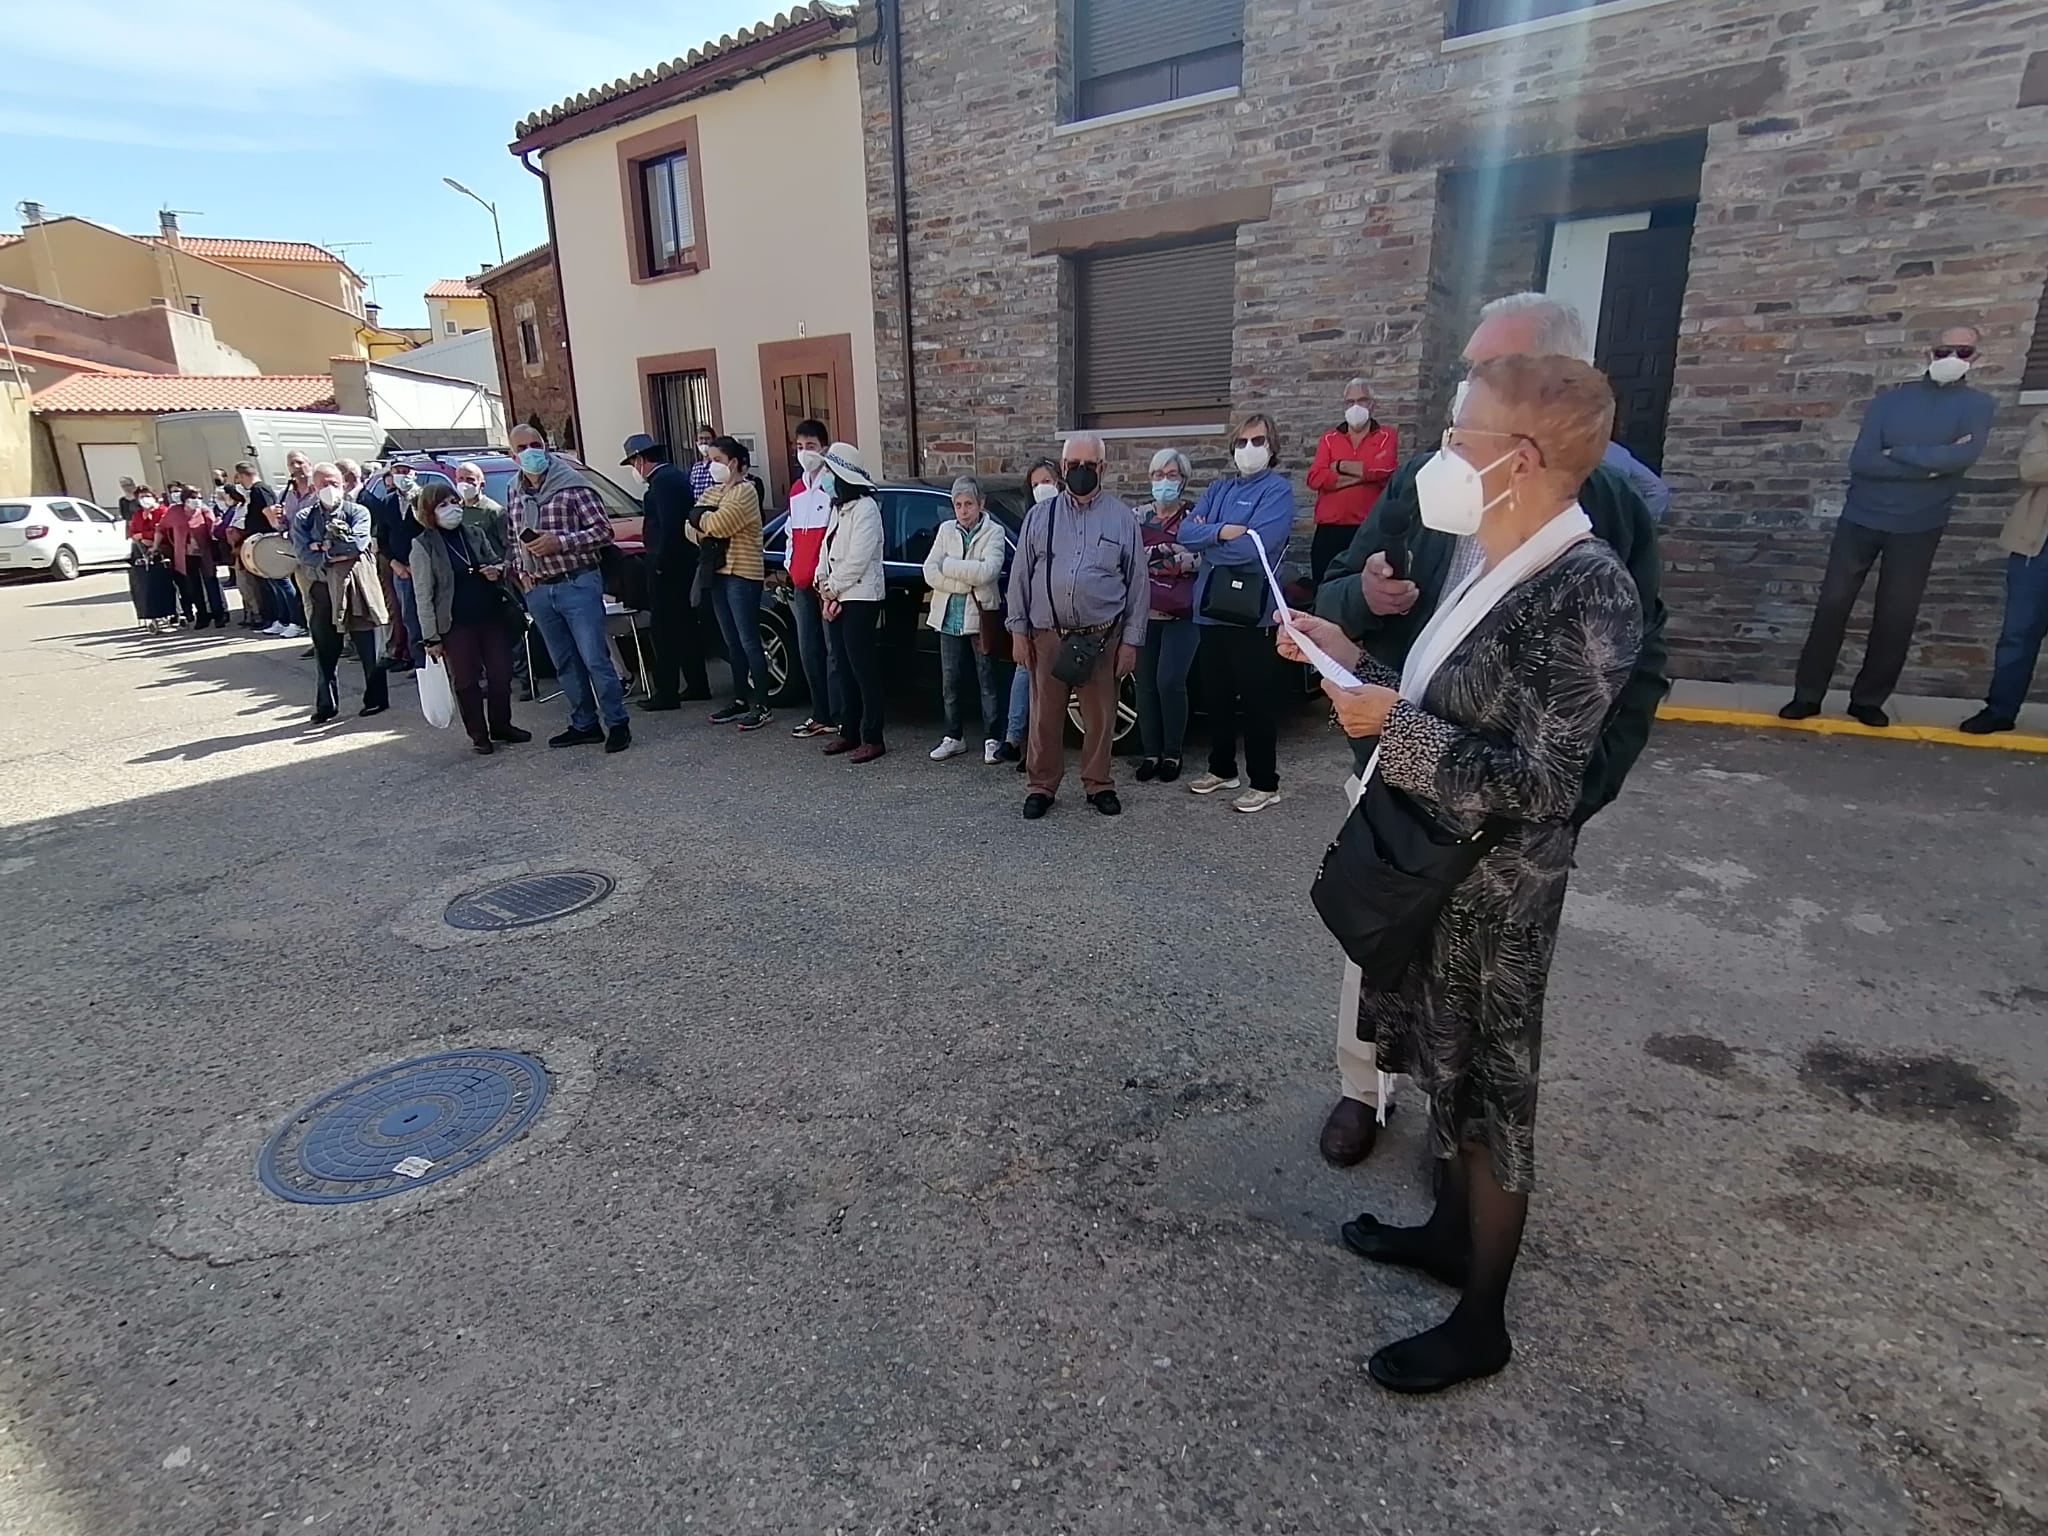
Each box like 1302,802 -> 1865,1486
689,436 -> 774,731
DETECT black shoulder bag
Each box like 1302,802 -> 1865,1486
1199,551 -> 1268,626
1045,499 -> 1109,687
1310,773 -> 1507,990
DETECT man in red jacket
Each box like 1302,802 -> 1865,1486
1304,378 -> 1400,583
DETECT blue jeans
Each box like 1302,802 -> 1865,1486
1986,549 -> 2048,719
939,631 -> 1002,740
708,574 -> 771,707
392,570 -> 425,661
1135,617 -> 1199,761
1007,664 -> 1030,744
269,578 -> 303,627
790,584 -> 836,726
525,567 -> 627,730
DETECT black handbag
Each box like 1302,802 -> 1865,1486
1199,561 -> 1268,626
1310,774 -> 1506,990
1044,498 -> 1109,685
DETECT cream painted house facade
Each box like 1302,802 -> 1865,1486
0,215 -> 407,376
425,280 -> 491,340
513,4 -> 876,507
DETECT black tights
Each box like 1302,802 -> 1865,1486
1342,1140 -> 1526,1392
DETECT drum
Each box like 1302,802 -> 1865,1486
242,532 -> 298,579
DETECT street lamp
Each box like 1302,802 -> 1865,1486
441,177 -> 505,266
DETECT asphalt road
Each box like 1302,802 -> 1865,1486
2,570 -> 2044,1536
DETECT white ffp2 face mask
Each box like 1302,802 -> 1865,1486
1414,447 -> 1517,537
1344,404 -> 1371,430
1031,482 -> 1059,505
1926,355 -> 1972,386
796,448 -> 824,478
708,461 -> 732,484
1234,442 -> 1272,475
435,506 -> 464,529
1449,379 -> 1472,426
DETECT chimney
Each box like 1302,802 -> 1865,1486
20,201 -> 45,226
159,210 -> 182,248
364,300 -> 382,328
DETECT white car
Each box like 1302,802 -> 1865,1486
0,496 -> 133,579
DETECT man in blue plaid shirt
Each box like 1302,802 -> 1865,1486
506,424 -> 631,754
687,423 -> 719,502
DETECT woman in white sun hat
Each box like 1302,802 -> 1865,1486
813,442 -> 889,763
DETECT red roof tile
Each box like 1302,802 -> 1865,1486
145,235 -> 348,265
425,278 -> 484,299
31,373 -> 338,414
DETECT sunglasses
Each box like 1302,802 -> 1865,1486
1931,345 -> 1977,360
1064,459 -> 1103,470
1231,434 -> 1270,449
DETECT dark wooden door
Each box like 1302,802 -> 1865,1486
1594,223 -> 1692,473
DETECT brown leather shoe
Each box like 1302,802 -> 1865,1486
1319,1097 -> 1381,1167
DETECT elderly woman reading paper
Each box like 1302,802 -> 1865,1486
1279,354 -> 1642,1394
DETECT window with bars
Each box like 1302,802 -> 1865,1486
648,369 -> 711,458
640,151 -> 697,276
518,318 -> 543,370
1075,235 -> 1237,428
1452,0 -> 1611,36
1072,0 -> 1243,122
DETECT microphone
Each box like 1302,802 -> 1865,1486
1378,500 -> 1414,581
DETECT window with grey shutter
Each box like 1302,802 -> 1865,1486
1076,236 -> 1236,429
2025,275 -> 2048,393
1073,0 -> 1243,122
1452,0 -> 1606,37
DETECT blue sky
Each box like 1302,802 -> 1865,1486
1,0 -> 787,328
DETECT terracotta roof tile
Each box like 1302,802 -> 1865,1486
425,278 -> 485,299
30,373 -> 338,414
145,235 -> 347,265
514,3 -> 855,141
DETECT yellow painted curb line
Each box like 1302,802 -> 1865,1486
1657,704 -> 2048,755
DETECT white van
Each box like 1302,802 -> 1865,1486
155,410 -> 387,492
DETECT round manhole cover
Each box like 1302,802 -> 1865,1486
257,1050 -> 550,1205
444,870 -> 615,931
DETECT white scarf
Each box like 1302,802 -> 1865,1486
1358,502 -> 1593,783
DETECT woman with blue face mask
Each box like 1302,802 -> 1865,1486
1134,448 -> 1200,782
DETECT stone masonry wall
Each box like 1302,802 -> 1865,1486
478,255 -> 578,452
860,0 -> 2048,698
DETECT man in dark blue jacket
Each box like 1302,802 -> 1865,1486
362,461 -> 423,671
623,433 -> 709,707
1782,326 -> 1995,727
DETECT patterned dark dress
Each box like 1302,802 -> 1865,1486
1355,537 -> 1642,1194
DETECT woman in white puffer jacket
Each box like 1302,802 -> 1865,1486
815,441 -> 888,763
921,475 -> 1010,763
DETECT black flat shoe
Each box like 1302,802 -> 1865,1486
491,725 -> 533,744
359,702 -> 389,717
549,725 -> 605,748
1778,699 -> 1820,721
309,709 -> 337,725
1156,758 -> 1182,783
472,740 -> 496,756
1134,758 -> 1159,782
638,696 -> 682,713
605,723 -> 633,754
1367,1322 -> 1512,1396
1958,708 -> 2014,736
1847,704 -> 1890,728
1022,792 -> 1053,820
1087,790 -> 1122,817
1318,1098 -> 1380,1167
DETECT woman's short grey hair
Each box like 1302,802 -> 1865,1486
1149,447 -> 1191,478
950,475 -> 984,503
1477,292 -> 1593,363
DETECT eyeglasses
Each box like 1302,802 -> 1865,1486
1931,345 -> 1978,360
1440,426 -> 1545,467
1064,460 -> 1103,471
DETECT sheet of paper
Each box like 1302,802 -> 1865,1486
1244,530 -> 1363,689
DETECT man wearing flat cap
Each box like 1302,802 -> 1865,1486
623,432 -> 709,708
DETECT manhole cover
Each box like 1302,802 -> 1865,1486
257,1050 -> 550,1205
444,870 -> 615,931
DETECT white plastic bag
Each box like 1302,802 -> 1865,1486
417,654 -> 456,729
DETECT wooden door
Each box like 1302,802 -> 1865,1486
1594,223 -> 1692,473
757,335 -> 855,508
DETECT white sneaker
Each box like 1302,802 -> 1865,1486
1187,772 -> 1241,795
280,623 -> 307,638
261,622 -> 287,636
930,736 -> 968,761
1233,788 -> 1283,814
983,738 -> 1001,765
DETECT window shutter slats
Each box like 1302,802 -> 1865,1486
1079,0 -> 1243,82
2025,275 -> 2048,393
1079,238 -> 1236,419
